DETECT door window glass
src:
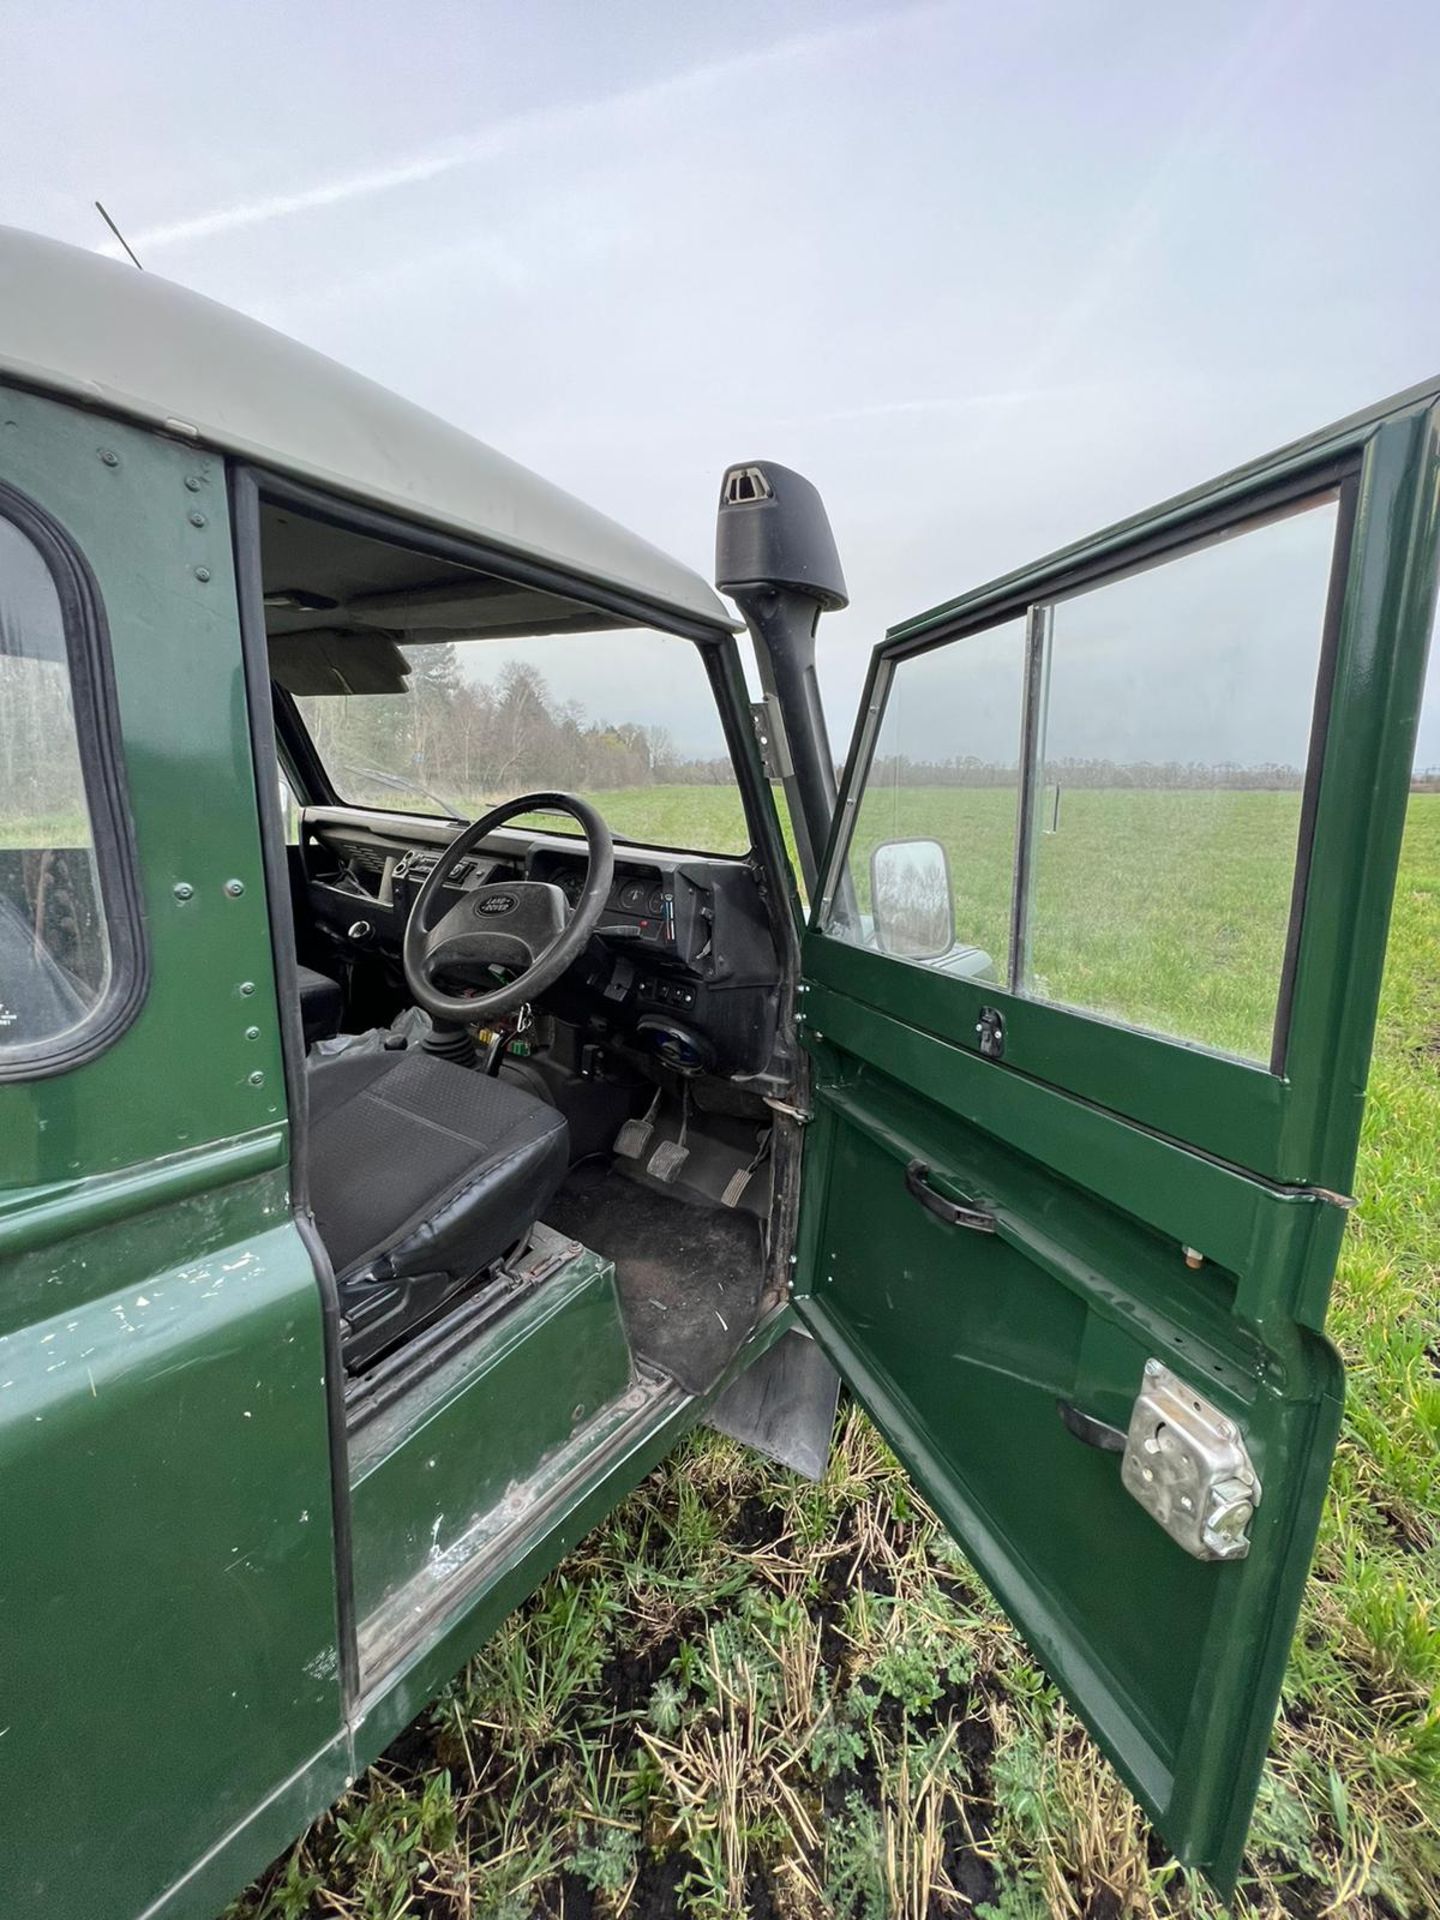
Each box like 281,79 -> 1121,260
828,617 -> 1027,982
0,514 -> 112,1052
1023,494 -> 1339,1062
822,488 -> 1345,1067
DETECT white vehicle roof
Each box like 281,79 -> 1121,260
0,226 -> 733,631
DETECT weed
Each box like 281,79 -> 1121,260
571,1821 -> 641,1898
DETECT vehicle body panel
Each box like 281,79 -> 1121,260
347,1238 -> 632,1634
140,1308 -> 794,1920
0,385 -> 344,1913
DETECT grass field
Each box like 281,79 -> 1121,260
206,786 -> 1433,1916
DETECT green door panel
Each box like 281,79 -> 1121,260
0,388 -> 343,1918
797,381 -> 1440,1892
793,1052 -> 1343,1887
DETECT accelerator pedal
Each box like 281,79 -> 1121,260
614,1087 -> 662,1160
722,1126 -> 772,1209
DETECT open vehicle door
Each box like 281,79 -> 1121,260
790,379 -> 1440,1892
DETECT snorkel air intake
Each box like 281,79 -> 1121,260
716,463 -> 848,893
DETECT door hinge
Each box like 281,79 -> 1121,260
1120,1360 -> 1261,1562
750,697 -> 794,780
763,1095 -> 812,1125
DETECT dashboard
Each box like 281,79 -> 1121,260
530,851 -> 673,943
297,809 -> 783,1076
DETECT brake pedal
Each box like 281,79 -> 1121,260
614,1088 -> 661,1160
648,1137 -> 691,1182
647,1082 -> 690,1183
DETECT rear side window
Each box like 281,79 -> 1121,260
0,490 -> 144,1073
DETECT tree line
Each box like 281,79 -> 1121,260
296,648 -> 734,805
869,754 -> 1311,790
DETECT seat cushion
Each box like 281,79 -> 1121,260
297,965 -> 343,1045
306,1047 -> 570,1292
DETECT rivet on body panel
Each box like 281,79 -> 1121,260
173,882 -> 194,901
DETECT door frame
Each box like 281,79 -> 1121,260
225,460 -> 808,1711
230,464 -> 362,1704
810,377 -> 1440,1192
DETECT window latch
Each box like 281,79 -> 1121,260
975,1006 -> 1005,1059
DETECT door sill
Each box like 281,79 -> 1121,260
355,1362 -> 677,1693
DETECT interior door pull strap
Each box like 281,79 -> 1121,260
903,1159 -> 997,1233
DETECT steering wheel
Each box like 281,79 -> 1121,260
402,791 -> 614,1026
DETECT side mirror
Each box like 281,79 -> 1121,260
870,838 -> 954,959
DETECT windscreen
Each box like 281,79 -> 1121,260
262,501 -> 751,855
293,631 -> 751,855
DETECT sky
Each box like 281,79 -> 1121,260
6,0 -> 1440,767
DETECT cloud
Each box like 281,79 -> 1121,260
98,2 -> 959,257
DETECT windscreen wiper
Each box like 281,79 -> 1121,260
335,762 -> 463,822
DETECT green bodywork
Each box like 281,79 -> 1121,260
0,363 -> 1435,1918
0,388 -> 341,1917
349,1237 -> 633,1646
792,382 -> 1440,1890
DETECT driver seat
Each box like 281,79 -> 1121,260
305,1046 -> 570,1368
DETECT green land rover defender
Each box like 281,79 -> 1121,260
1,225 -> 1436,1916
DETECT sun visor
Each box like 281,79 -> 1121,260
268,629 -> 412,696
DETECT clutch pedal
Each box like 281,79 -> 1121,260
614,1087 -> 661,1160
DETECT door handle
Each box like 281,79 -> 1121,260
903,1158 -> 997,1233
1056,1399 -> 1127,1453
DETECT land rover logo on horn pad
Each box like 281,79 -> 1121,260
477,893 -> 517,916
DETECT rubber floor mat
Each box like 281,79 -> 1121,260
543,1162 -> 765,1395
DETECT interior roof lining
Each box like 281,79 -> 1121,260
260,499 -> 637,644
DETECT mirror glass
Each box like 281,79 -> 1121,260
871,838 -> 954,958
